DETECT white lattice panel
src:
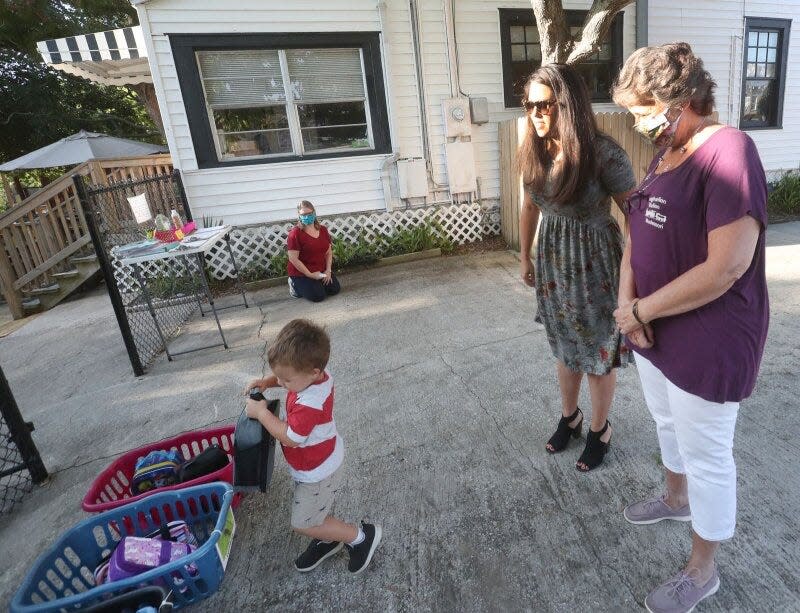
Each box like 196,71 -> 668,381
112,203 -> 501,284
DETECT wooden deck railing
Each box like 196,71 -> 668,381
0,154 -> 172,319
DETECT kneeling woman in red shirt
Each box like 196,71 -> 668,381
286,201 -> 341,302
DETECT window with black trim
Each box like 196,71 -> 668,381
740,18 -> 791,130
170,33 -> 391,168
499,9 -> 623,108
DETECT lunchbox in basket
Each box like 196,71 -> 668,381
11,482 -> 236,613
82,426 -> 236,513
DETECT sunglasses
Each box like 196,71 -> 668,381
523,98 -> 558,115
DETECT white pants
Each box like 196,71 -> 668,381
634,353 -> 740,541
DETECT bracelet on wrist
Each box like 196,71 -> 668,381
632,300 -> 648,326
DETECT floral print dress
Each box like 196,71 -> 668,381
530,136 -> 636,375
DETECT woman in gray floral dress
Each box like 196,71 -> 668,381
518,64 -> 636,471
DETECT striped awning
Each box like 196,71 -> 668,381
36,26 -> 151,85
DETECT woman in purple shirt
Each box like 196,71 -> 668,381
611,43 -> 769,613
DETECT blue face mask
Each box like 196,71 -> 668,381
299,213 -> 316,226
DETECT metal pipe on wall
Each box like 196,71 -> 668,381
409,0 -> 449,191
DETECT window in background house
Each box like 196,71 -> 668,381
740,18 -> 790,129
499,9 -> 623,108
196,48 -> 372,161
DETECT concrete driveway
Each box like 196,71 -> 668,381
1,223 -> 799,612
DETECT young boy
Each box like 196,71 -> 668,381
245,318 -> 382,573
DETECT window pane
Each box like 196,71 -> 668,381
213,107 -> 292,157
747,47 -> 757,62
742,79 -> 773,124
527,44 -> 541,61
511,44 -> 526,62
213,106 -> 289,132
286,48 -> 365,102
767,48 -> 777,62
220,130 -> 293,158
297,101 -> 367,128
510,26 -> 525,43
758,31 -> 768,46
768,32 -> 778,47
756,63 -> 766,77
301,125 -> 369,152
525,26 -> 539,42
765,63 -> 776,78
511,62 -> 536,102
599,43 -> 611,60
748,32 -> 758,46
574,63 -> 611,100
747,62 -> 756,77
197,50 -> 286,107
757,47 -> 767,62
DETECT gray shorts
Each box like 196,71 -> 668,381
290,467 -> 344,529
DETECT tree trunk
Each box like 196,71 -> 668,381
132,83 -> 166,139
530,0 -> 635,65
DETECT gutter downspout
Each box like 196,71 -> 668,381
409,0 -> 448,191
377,1 -> 401,210
635,0 -> 648,48
381,153 -> 400,210
443,0 -> 458,98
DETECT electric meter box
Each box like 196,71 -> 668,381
396,158 -> 428,199
469,97 -> 489,124
442,98 -> 472,138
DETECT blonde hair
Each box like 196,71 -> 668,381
612,42 -> 716,115
296,200 -> 321,229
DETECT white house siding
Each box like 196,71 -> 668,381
139,0 -> 643,224
141,0 -> 799,225
138,0 -> 393,225
444,1 -> 638,203
648,0 -> 800,173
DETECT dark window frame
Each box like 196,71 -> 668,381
739,17 -> 791,130
499,9 -> 624,109
170,32 -> 392,169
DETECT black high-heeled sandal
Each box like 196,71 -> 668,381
545,407 -> 583,454
576,419 -> 611,472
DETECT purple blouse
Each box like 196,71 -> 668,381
627,127 -> 769,403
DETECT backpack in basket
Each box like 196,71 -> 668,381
131,449 -> 182,495
178,444 -> 229,483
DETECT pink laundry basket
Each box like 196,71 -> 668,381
82,425 -> 240,513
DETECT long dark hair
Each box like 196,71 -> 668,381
517,64 -> 599,204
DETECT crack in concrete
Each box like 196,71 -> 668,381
338,360 -> 421,388
437,350 -> 643,608
255,302 -> 269,374
340,331 -> 539,390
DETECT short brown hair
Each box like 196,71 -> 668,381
612,42 -> 716,115
267,319 -> 330,372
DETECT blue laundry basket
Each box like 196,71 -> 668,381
11,482 -> 235,612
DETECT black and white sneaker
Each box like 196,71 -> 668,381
294,539 -> 343,572
345,522 -> 382,574
288,277 -> 299,298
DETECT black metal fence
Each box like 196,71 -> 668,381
73,170 -> 200,376
0,364 -> 47,514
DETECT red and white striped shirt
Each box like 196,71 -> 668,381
283,371 -> 343,482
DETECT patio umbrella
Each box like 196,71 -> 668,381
0,130 -> 167,171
